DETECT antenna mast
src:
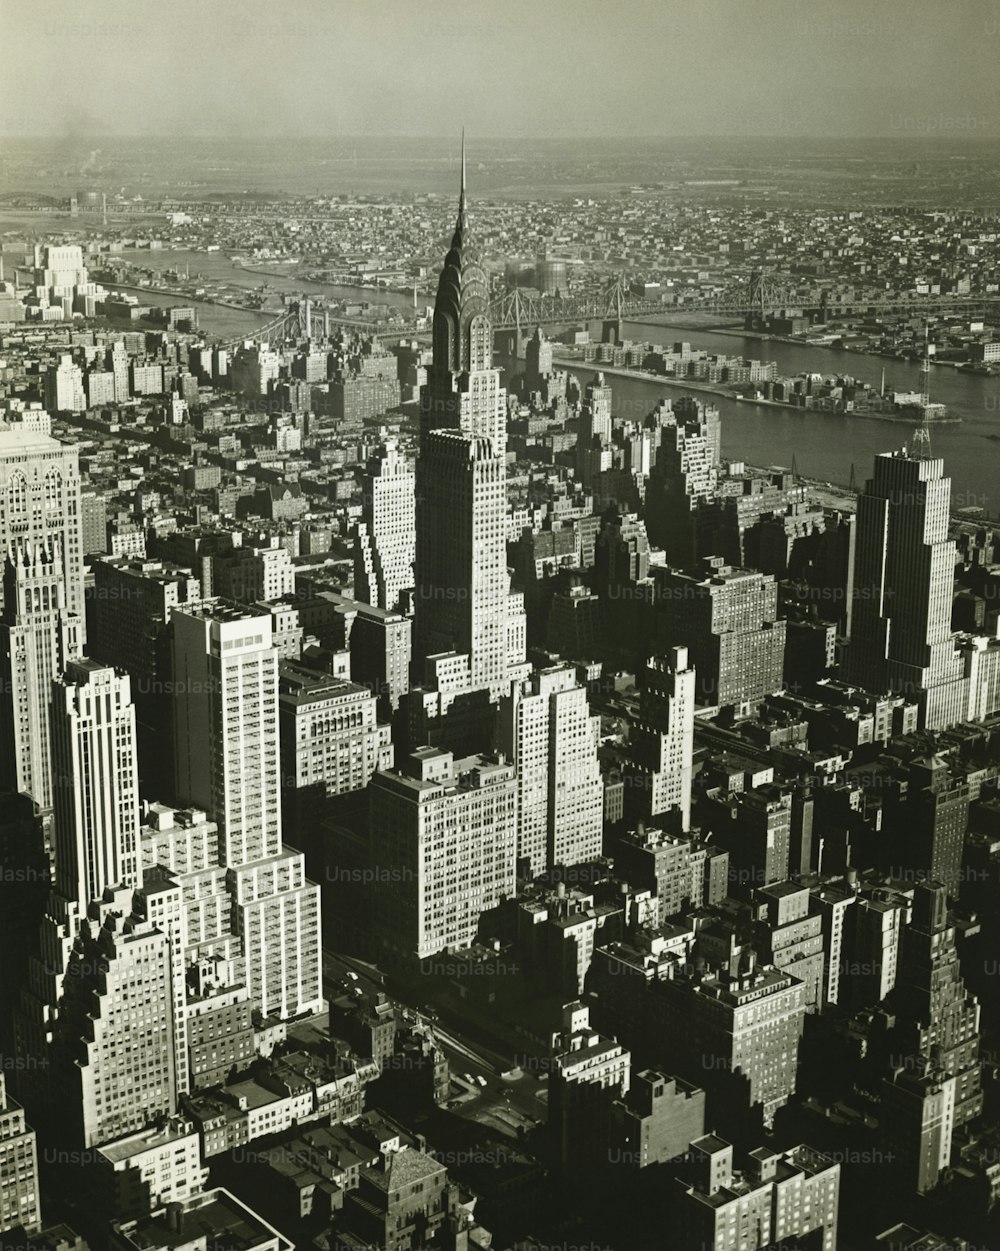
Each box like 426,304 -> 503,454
911,321 -> 932,461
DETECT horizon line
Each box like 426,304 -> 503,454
1,132 -> 998,143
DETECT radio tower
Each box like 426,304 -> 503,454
911,321 -> 933,460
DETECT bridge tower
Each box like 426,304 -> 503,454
601,276 -> 626,344
745,269 -> 780,332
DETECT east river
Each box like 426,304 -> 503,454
112,251 -> 1000,516
590,320 -> 1000,518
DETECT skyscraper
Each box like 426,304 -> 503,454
12,665 -> 144,1134
353,438 -> 415,612
848,449 -> 967,729
0,426 -> 85,632
549,1001 -> 631,1174
653,557 -> 786,711
172,604 -> 281,867
414,139 -> 520,701
498,662 -> 603,878
880,1060 -> 956,1195
888,880 -> 982,1128
575,373 -> 613,488
0,544 -> 81,812
51,660 -> 141,915
369,747 -> 517,965
170,603 -> 323,1020
617,648 -> 696,830
54,887 -> 177,1149
643,398 -> 719,568
43,355 -> 85,413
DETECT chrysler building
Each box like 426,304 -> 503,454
414,137 -> 523,701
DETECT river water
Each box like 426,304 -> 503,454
117,248 -> 416,309
112,247 -> 419,341
572,320 -> 1000,517
110,253 -> 1000,514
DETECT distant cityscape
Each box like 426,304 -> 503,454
2,130 -> 1000,1251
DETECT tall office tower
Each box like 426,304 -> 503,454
619,648 -> 696,830
809,880 -> 857,1007
85,368 -> 116,409
32,243 -> 94,315
353,439 -> 415,611
594,510 -> 653,665
369,747 -> 517,966
594,509 -> 650,592
54,887 -> 177,1149
230,343 -> 281,400
108,340 -> 130,401
172,604 -> 281,866
881,1060 -> 956,1196
653,557 -> 786,711
43,355 -> 86,413
129,362 -> 164,399
888,757 -> 970,898
0,1074 -> 41,1235
170,603 -> 322,1020
11,664 -> 140,1131
848,449 -> 968,730
549,1001 -> 632,1174
81,490 -> 107,556
291,343 -> 329,383
575,373 -> 613,488
278,660 -> 393,857
841,887 -> 907,1011
498,662 -> 603,878
89,557 -> 201,801
889,881 -> 982,1128
524,325 -> 555,394
755,882 -> 826,1013
812,509 -> 857,637
0,426 -> 85,630
138,803 -> 248,1098
414,142 -> 518,702
0,545 -> 80,812
51,660 -> 141,915
90,557 -> 202,684
323,334 -> 401,429
678,1137 -> 840,1251
643,398 -> 719,568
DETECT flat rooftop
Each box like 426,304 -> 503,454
115,1188 -> 292,1251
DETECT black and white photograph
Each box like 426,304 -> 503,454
0,2 -> 999,1249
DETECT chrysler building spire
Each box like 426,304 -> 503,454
431,133 -> 490,381
460,126 -> 466,221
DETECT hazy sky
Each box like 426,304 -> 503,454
2,0 -> 998,140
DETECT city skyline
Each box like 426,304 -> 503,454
1,17 -> 1000,1250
